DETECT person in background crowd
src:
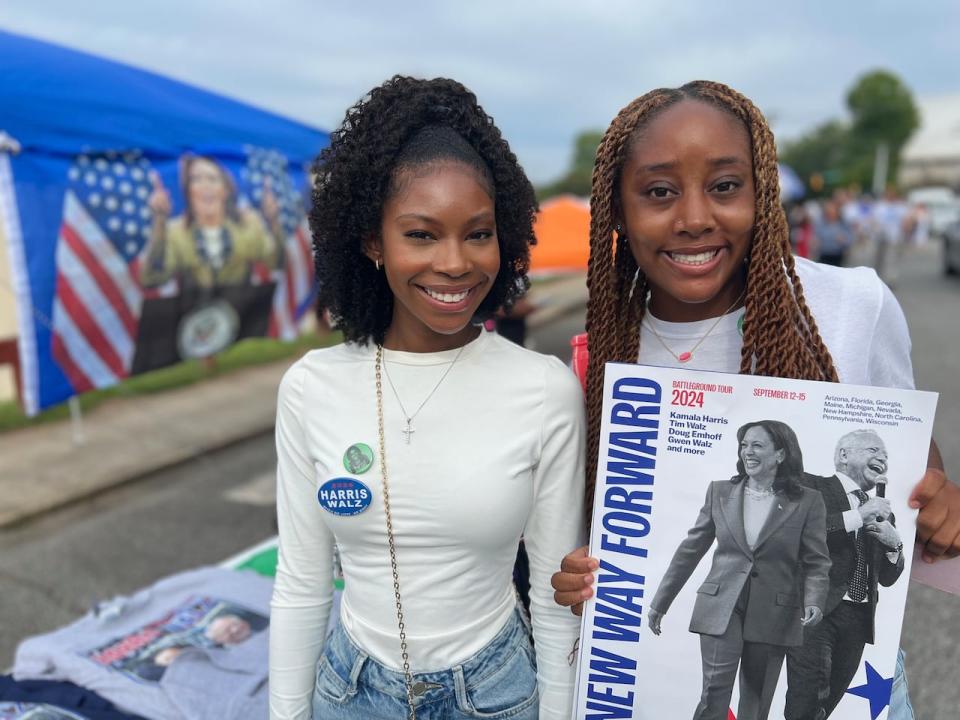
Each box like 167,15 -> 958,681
788,203 -> 815,259
816,201 -> 855,266
871,188 -> 909,287
495,293 -> 536,346
837,189 -> 873,246
904,202 -> 931,247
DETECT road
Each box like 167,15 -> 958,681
1,240 -> 957,718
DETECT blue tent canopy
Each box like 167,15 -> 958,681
0,30 -> 329,414
0,29 -> 327,160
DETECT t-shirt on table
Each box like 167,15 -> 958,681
13,568 -> 272,720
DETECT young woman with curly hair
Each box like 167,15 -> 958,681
269,76 -> 585,720
550,81 -> 960,720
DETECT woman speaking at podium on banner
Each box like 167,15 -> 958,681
140,154 -> 283,290
647,420 -> 830,720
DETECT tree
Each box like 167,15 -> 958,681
780,120 -> 850,196
537,130 -> 603,199
779,69 -> 919,195
844,70 -> 919,191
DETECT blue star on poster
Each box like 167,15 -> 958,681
845,661 -> 894,719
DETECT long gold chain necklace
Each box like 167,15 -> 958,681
375,345 -> 418,720
642,288 -> 746,363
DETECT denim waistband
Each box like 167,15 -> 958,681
324,603 -> 533,703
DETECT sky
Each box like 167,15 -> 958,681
2,0 -> 959,184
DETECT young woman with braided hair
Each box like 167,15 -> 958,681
270,76 -> 585,719
551,80 -> 960,720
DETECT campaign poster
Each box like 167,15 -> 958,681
0,30 -> 328,414
573,363 -> 937,720
3,148 -> 315,408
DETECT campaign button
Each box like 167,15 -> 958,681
318,477 -> 372,516
343,442 -> 375,474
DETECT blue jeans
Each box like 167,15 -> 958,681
890,649 -> 915,719
311,605 -> 539,719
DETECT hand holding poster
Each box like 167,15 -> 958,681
573,363 -> 937,720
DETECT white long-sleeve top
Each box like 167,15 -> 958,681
269,329 -> 586,719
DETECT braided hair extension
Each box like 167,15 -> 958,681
584,81 -> 838,514
311,75 -> 537,345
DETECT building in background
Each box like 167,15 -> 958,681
899,94 -> 960,190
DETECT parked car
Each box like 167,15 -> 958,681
907,186 -> 960,239
944,218 -> 960,276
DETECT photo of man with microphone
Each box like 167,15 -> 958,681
786,429 -> 905,719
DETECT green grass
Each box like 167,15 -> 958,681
0,331 -> 341,433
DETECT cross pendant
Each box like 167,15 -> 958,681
402,419 -> 415,444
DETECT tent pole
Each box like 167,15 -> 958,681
68,396 -> 85,446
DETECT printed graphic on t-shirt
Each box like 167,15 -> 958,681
81,596 -> 268,684
0,702 -> 86,720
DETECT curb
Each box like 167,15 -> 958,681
0,425 -> 275,530
0,361 -> 289,530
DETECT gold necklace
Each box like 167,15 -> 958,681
643,289 -> 746,363
375,345 -> 418,720
382,343 -> 465,444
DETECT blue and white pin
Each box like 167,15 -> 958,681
318,477 -> 373,516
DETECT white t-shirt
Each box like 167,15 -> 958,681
639,258 -> 914,390
269,329 -> 586,720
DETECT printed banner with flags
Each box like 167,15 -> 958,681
0,30 -> 328,414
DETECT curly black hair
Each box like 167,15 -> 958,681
311,75 -> 537,345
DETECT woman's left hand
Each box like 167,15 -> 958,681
909,467 -> 960,562
801,606 -> 823,628
550,545 -> 597,616
647,607 -> 664,636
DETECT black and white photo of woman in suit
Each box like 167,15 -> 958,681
648,420 -> 832,720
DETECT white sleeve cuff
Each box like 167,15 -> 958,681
843,508 -> 863,533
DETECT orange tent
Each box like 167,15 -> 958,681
529,195 -> 590,275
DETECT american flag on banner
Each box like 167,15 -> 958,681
51,152 -> 153,393
241,146 -> 315,340
50,147 -> 315,394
